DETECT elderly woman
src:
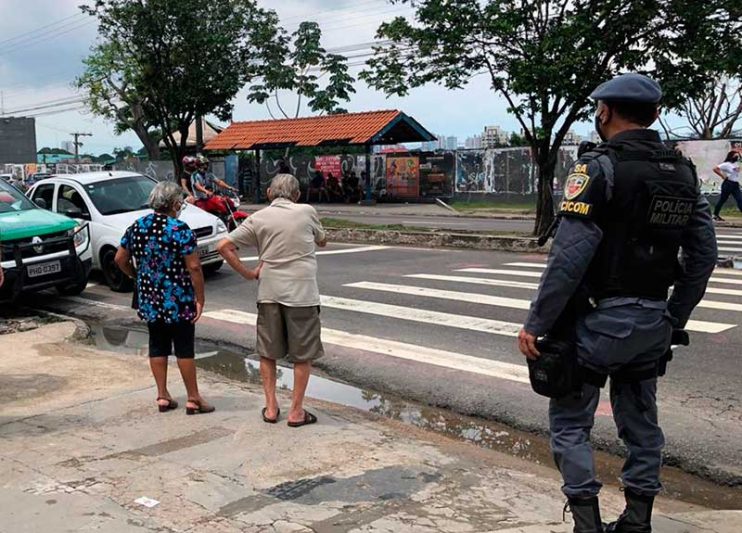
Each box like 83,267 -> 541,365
218,174 -> 326,427
115,181 -> 214,415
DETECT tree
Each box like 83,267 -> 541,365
361,0 -> 740,235
662,78 -> 742,140
81,0 -> 281,179
508,132 -> 529,147
76,41 -> 162,160
247,21 -> 356,121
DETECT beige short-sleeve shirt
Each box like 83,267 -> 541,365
227,198 -> 326,306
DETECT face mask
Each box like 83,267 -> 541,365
594,111 -> 607,142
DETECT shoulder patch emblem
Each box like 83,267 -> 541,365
564,172 -> 590,201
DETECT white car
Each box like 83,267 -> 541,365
27,171 -> 229,292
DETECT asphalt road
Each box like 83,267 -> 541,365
17,227 -> 742,486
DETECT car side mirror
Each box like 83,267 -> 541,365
35,198 -> 48,210
62,206 -> 90,220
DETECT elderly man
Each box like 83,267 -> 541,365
115,181 -> 215,415
218,174 -> 327,427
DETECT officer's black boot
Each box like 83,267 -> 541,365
605,489 -> 654,532
567,496 -> 605,533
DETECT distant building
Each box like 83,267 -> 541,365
465,135 -> 483,149
445,136 -> 458,150
589,131 -> 601,144
563,130 -> 583,145
0,117 -> 37,164
37,152 -> 76,165
482,125 -> 509,148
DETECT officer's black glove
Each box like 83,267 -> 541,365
659,329 -> 689,377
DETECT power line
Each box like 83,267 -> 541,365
0,18 -> 95,57
0,13 -> 84,48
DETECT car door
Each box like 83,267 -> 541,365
56,184 -> 92,222
29,182 -> 57,211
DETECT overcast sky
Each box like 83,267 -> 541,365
0,0 -> 672,154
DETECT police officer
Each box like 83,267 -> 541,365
517,73 -> 717,532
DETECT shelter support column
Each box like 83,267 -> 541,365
362,143 -> 375,205
254,149 -> 261,204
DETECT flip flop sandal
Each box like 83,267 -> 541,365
157,397 -> 178,413
185,400 -> 216,415
288,410 -> 318,428
262,407 -> 280,424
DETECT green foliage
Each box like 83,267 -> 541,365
247,21 -> 356,119
80,0 -> 281,176
361,0 -> 740,234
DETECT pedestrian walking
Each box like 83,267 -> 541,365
218,173 -> 326,427
712,150 -> 741,221
518,73 -> 717,532
115,181 -> 215,415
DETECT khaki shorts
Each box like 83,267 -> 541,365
256,303 -> 324,363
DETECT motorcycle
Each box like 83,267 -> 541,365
214,187 -> 249,231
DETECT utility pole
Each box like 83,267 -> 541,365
71,132 -> 92,162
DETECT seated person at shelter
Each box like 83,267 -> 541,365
326,173 -> 343,202
306,171 -> 328,203
343,172 -> 361,203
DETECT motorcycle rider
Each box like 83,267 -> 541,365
190,155 -> 237,218
181,156 -> 198,204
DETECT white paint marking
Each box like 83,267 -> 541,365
715,234 -> 742,240
696,300 -> 742,313
714,268 -> 742,277
203,309 -> 530,384
347,281 -> 531,310
405,273 -> 539,290
457,268 -> 543,278
504,262 -> 547,269
718,247 -> 742,253
319,295 -> 522,337
354,274 -> 738,333
240,245 -> 388,262
709,277 -> 742,286
61,296 -> 127,311
703,286 -> 742,297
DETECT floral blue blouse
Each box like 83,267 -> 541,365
121,213 -> 197,323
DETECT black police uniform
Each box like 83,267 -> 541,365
523,74 -> 717,532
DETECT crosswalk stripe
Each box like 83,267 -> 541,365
350,280 -> 742,304
203,309 -> 530,384
497,265 -> 742,286
717,241 -> 742,245
319,295 -> 522,337
400,275 -> 736,333
346,281 -> 531,310
457,268 -> 543,278
406,273 -> 540,290
718,247 -> 742,253
714,268 -> 742,277
716,235 -> 742,240
240,245 -> 388,262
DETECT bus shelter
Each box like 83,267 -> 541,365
204,109 -> 435,203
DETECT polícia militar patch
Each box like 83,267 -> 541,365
564,173 -> 590,201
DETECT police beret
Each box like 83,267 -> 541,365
590,73 -> 662,104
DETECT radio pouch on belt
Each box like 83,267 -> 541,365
527,337 -> 578,399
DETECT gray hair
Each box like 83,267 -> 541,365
149,181 -> 184,212
269,174 -> 300,200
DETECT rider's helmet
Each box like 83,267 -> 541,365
182,155 -> 199,173
196,154 -> 209,170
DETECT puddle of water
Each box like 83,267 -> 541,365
91,324 -> 742,510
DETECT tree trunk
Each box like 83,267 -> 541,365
533,144 -> 557,237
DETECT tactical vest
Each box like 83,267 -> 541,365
585,145 -> 698,301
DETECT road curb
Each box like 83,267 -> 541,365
325,228 -> 546,253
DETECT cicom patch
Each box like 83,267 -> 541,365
564,171 -> 590,201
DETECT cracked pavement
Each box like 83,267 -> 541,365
1,322 -> 741,532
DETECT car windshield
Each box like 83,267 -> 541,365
86,175 -> 157,215
0,179 -> 36,213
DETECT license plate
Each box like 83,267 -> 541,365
198,246 -> 212,257
27,260 -> 62,278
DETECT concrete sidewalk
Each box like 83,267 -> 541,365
1,322 -> 739,532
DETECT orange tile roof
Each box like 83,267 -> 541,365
205,110 -> 406,150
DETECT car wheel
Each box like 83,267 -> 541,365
102,248 -> 133,292
56,259 -> 90,296
203,260 -> 224,277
